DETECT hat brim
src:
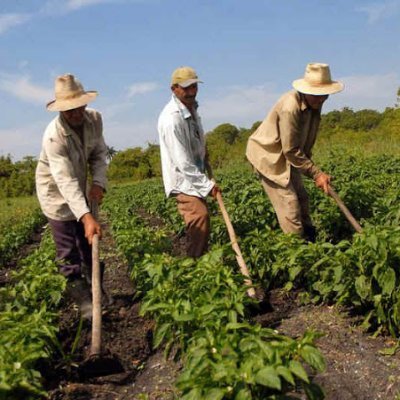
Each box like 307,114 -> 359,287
178,79 -> 203,88
46,91 -> 98,112
292,79 -> 344,95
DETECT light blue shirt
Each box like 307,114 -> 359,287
158,95 -> 214,198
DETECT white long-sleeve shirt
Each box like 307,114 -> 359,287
158,95 -> 214,198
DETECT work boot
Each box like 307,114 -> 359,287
303,225 -> 317,243
66,277 -> 92,319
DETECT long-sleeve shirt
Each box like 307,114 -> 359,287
35,108 -> 108,221
246,90 -> 322,187
158,95 -> 214,198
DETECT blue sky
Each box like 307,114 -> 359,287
1,0 -> 399,160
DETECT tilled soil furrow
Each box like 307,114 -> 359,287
46,217 -> 178,400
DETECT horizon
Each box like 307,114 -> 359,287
1,0 -> 399,161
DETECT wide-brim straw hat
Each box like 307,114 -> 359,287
292,63 -> 344,95
47,74 -> 98,112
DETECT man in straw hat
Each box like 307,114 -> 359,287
158,66 -> 220,257
36,74 -> 108,318
246,63 -> 344,241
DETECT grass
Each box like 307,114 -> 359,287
316,126 -> 400,160
0,196 -> 40,233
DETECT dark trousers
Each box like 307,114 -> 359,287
48,218 -> 92,278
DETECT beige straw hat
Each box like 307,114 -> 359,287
171,66 -> 203,88
292,63 -> 344,95
46,74 -> 98,112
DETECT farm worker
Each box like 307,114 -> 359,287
35,74 -> 108,319
158,66 -> 220,257
246,63 -> 344,242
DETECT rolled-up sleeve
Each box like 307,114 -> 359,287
44,137 -> 90,220
279,110 -> 321,179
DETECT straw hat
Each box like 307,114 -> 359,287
171,66 -> 203,88
292,63 -> 344,95
46,74 -> 98,112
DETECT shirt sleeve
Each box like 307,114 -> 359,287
88,112 -> 108,190
163,118 -> 214,197
43,136 -> 90,221
279,110 -> 321,179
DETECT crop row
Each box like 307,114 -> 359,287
0,198 -> 46,265
104,188 -> 326,399
0,232 -> 64,399
110,153 -> 400,337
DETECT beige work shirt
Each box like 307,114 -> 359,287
35,108 -> 108,221
246,90 -> 322,187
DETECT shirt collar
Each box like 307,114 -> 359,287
172,94 -> 199,120
59,111 -> 89,136
297,92 -> 309,111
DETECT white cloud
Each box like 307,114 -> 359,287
0,123 -> 45,160
0,13 -> 31,34
327,72 -> 399,111
200,74 -> 398,131
127,82 -> 159,98
0,73 -> 53,105
65,0 -> 115,11
201,84 -> 280,130
0,0 -> 146,33
101,101 -> 136,119
357,0 -> 400,23
104,118 -> 158,151
41,0 -> 129,15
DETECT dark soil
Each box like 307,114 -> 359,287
3,212 -> 400,399
255,291 -> 400,400
44,216 -> 180,400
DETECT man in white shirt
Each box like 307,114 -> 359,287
158,66 -> 220,257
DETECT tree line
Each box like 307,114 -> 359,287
1,104 -> 399,199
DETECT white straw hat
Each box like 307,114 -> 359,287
47,74 -> 98,112
292,63 -> 344,95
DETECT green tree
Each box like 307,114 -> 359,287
106,146 -> 118,162
107,144 -> 161,182
209,123 -> 240,145
0,155 -> 14,178
0,155 -> 37,198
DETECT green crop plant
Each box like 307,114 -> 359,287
0,232 -> 64,399
104,185 -> 326,399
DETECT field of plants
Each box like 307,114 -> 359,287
0,197 -> 45,274
1,148 -> 400,399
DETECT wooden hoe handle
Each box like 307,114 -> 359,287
327,186 -> 363,234
216,192 -> 256,298
90,202 -> 102,356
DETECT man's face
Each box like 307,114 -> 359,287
304,94 -> 329,110
172,83 -> 198,108
61,105 -> 87,127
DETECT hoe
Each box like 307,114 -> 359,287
78,201 -> 124,379
327,186 -> 363,233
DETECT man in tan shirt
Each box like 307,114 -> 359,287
36,74 -> 108,318
246,63 -> 344,241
